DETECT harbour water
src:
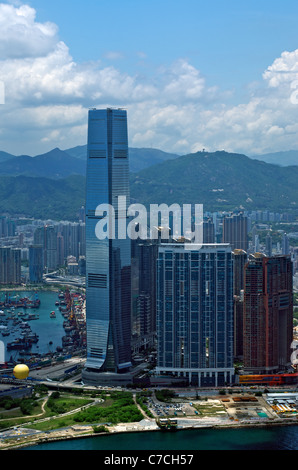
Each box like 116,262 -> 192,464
0,290 -> 65,363
23,425 -> 298,450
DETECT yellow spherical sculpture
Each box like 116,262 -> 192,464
13,364 -> 29,380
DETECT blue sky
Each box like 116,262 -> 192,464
26,0 -> 298,92
1,0 -> 298,156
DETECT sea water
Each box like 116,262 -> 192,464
0,290 -> 65,362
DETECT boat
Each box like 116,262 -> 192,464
50,311 -> 56,318
24,333 -> 39,344
1,330 -> 10,337
7,339 -> 32,350
27,314 -> 39,320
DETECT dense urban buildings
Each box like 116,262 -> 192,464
243,254 -> 293,374
156,243 -> 235,386
83,108 -> 132,383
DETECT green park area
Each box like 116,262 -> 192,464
0,387 -> 144,433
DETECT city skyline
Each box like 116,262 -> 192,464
1,1 -> 298,158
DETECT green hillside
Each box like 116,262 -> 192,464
0,150 -> 297,221
130,150 -> 298,212
0,174 -> 85,220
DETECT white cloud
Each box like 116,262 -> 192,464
1,2 -> 298,158
0,4 -> 58,59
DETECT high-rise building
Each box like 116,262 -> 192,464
83,108 -> 131,381
282,233 -> 290,255
57,233 -> 65,266
265,233 -> 272,257
156,243 -> 234,386
203,218 -> 215,243
131,239 -> 158,350
0,247 -> 21,285
44,225 -> 58,271
0,217 -> 15,238
222,213 -> 248,251
243,254 -> 293,374
29,245 -> 44,283
232,249 -> 247,359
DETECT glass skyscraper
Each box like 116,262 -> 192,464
156,243 -> 234,386
83,108 -> 132,377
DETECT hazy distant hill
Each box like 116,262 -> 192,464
65,145 -> 180,173
130,150 -> 298,212
0,150 -> 15,163
0,148 -> 86,179
0,174 -> 85,220
251,150 -> 298,167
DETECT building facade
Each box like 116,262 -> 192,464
243,254 -> 293,374
83,108 -> 132,377
156,243 -> 234,386
29,245 -> 43,283
232,249 -> 247,359
222,213 -> 248,251
0,247 -> 21,285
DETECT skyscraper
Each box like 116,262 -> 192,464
232,249 -> 247,359
29,245 -> 43,283
83,108 -> 131,382
156,243 -> 234,386
203,218 -> 215,243
222,213 -> 248,251
243,254 -> 293,374
131,239 -> 158,349
0,247 -> 21,285
265,232 -> 272,257
282,233 -> 290,255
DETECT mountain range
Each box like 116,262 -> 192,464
0,146 -> 297,180
0,146 -> 179,177
0,146 -> 297,220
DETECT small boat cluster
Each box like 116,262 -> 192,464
0,289 -> 86,371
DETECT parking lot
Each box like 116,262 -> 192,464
146,395 -> 214,418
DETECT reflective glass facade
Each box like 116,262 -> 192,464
156,244 -> 234,386
85,108 -> 131,373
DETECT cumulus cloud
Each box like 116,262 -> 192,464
1,2 -> 298,157
0,3 -> 58,59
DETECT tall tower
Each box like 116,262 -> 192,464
243,254 -> 293,374
222,213 -> 248,251
83,108 -> 131,379
232,249 -> 247,359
